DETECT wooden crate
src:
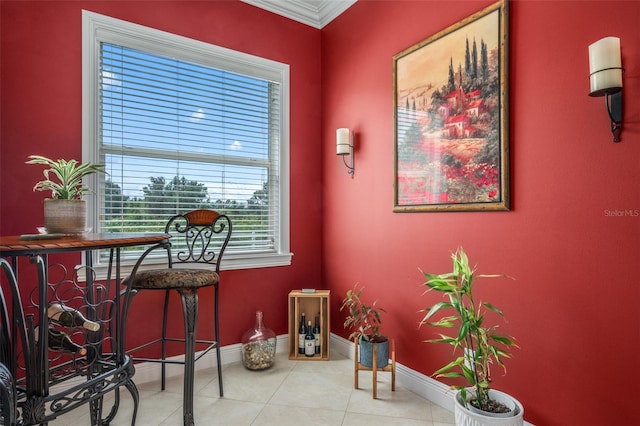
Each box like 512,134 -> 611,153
288,290 -> 330,360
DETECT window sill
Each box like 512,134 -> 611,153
76,251 -> 294,282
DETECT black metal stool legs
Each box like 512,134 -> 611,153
179,288 -> 198,426
161,289 -> 171,391
214,284 -> 223,397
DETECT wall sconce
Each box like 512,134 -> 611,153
588,36 -> 623,142
336,128 -> 354,177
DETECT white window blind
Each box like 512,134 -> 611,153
83,11 -> 292,274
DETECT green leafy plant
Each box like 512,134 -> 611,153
340,283 -> 387,343
420,247 -> 517,413
26,155 -> 106,200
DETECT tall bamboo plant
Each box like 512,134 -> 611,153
26,155 -> 106,200
420,248 -> 518,413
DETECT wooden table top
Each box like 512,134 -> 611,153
0,233 -> 170,256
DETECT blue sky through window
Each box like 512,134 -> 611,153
100,42 -> 273,201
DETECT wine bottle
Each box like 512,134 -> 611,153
313,314 -> 321,355
298,312 -> 306,354
35,326 -> 87,356
304,320 -> 315,357
48,303 -> 100,332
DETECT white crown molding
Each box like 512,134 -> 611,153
241,0 -> 356,29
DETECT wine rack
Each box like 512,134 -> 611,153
0,232 -> 168,425
288,290 -> 330,361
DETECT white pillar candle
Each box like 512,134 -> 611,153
336,128 -> 351,155
589,37 -> 622,96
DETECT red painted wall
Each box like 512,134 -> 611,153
0,1 -> 322,348
322,1 -> 639,425
2,0 -> 640,425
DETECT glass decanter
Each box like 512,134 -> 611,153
241,310 -> 276,370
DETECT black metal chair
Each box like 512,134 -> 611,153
122,210 -> 232,426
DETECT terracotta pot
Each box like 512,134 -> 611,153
44,199 -> 87,234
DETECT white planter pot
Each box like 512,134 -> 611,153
44,199 -> 87,234
454,389 -> 524,426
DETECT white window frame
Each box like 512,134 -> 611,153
82,10 -> 292,279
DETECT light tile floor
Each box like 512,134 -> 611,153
50,352 -> 455,425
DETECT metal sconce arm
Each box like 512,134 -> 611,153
605,91 -> 622,143
342,145 -> 354,178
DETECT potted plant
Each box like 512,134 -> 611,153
26,155 -> 106,234
340,283 -> 389,369
420,248 -> 523,425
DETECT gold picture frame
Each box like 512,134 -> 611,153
393,0 -> 509,212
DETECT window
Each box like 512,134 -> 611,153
82,11 -> 291,275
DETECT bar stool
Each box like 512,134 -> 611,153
122,210 -> 232,426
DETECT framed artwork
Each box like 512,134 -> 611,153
393,0 -> 509,212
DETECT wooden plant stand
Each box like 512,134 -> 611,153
354,337 -> 396,399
